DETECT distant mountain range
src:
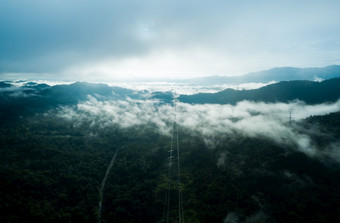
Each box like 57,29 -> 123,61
179,77 -> 340,105
1,77 -> 340,121
181,65 -> 340,85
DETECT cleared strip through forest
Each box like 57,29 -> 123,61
98,149 -> 118,223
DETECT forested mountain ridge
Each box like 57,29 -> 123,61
0,82 -> 138,121
179,77 -> 340,104
1,77 -> 340,119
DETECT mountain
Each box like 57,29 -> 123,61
40,82 -> 136,104
182,65 -> 340,85
0,81 -> 139,121
2,78 -> 340,120
179,77 -> 340,104
0,81 -> 178,121
0,81 -> 13,88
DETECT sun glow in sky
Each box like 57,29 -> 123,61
0,0 -> 340,81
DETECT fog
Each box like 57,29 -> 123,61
106,81 -> 276,95
53,97 -> 340,163
224,211 -> 267,223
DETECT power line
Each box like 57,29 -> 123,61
163,98 -> 184,223
163,110 -> 175,223
175,100 -> 184,223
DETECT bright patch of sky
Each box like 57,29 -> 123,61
1,0 -> 340,81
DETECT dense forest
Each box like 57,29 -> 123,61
1,80 -> 340,222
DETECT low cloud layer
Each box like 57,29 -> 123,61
53,97 -> 340,162
108,81 -> 276,95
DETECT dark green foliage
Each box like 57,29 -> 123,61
0,116 -> 116,222
1,111 -> 340,222
306,111 -> 340,136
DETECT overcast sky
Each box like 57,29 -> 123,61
1,0 -> 340,81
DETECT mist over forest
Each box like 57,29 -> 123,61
2,0 -> 340,222
1,73 -> 340,222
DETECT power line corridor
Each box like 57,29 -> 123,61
163,99 -> 185,223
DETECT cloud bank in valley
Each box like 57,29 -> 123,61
53,97 -> 340,162
108,81 -> 276,95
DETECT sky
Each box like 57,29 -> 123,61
1,0 -> 340,81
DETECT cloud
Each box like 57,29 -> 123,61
52,97 -> 340,163
224,212 -> 239,223
223,210 -> 267,223
1,0 -> 340,80
107,81 -> 276,96
55,96 -> 174,135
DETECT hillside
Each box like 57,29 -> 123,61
0,82 -> 138,121
179,78 -> 340,104
1,107 -> 339,223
